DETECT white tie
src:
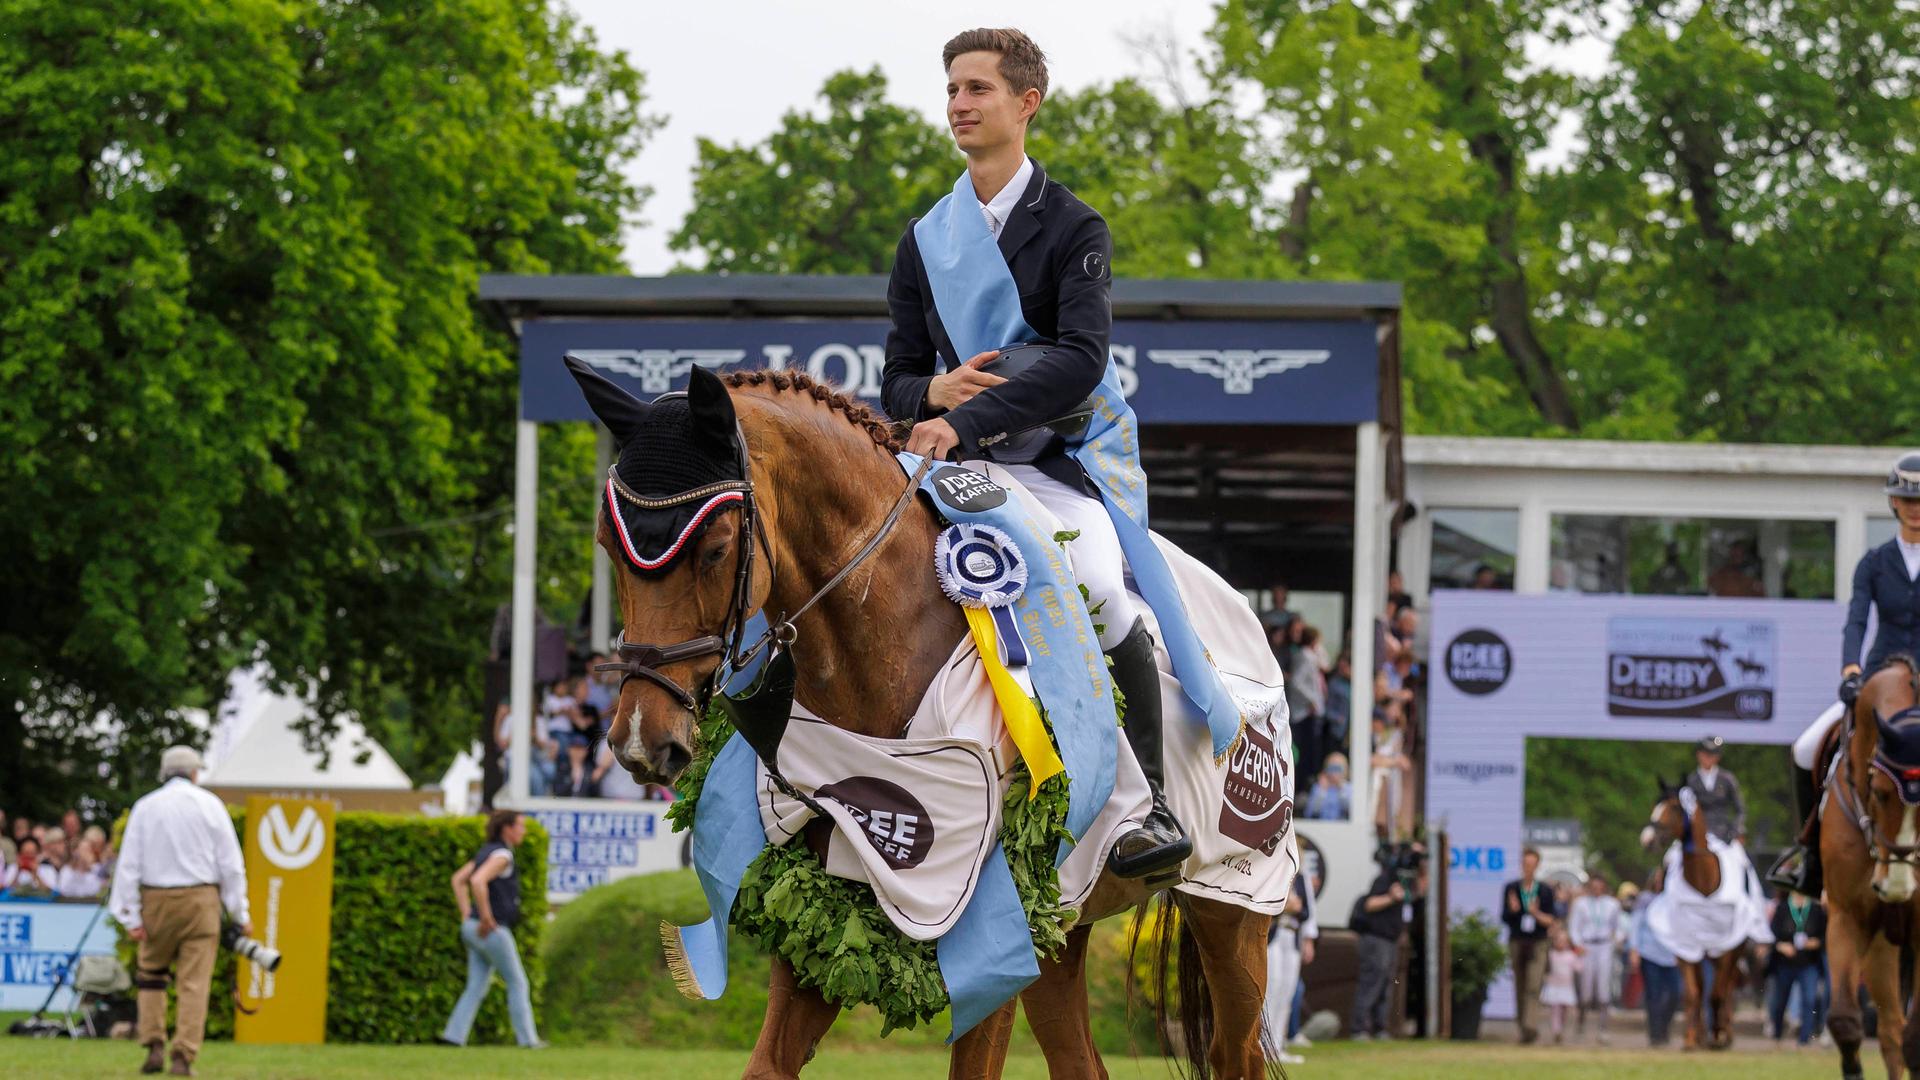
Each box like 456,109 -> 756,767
981,206 -> 999,238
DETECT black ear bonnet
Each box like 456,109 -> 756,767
565,356 -> 745,576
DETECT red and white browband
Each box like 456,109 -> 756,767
605,478 -> 746,570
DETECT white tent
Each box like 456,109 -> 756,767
199,666 -> 410,791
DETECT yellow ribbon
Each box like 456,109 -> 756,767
964,605 -> 1063,799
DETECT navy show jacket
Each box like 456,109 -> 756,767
881,159 -> 1114,480
1845,539 -> 1920,672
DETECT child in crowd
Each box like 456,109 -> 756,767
1541,924 -> 1582,1044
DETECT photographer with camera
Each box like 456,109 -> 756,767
107,747 -> 249,1077
1349,843 -> 1426,1040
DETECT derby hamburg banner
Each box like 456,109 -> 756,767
1424,591 -> 1841,1019
236,796 -> 336,1043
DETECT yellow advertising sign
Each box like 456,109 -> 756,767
235,796 -> 336,1043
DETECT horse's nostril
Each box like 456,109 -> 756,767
651,739 -> 693,780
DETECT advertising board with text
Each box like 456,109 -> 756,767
235,796 -> 336,1044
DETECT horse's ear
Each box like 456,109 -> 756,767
687,365 -> 738,455
565,354 -> 651,445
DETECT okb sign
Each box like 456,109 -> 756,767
236,797 -> 336,1044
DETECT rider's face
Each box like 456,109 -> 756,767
1892,496 -> 1920,536
946,52 -> 1036,156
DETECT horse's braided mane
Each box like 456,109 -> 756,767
722,368 -> 903,453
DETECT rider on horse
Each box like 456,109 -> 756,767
1684,735 -> 1745,844
1770,450 -> 1920,894
882,27 -> 1189,879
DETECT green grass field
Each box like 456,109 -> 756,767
0,1038 -> 1841,1079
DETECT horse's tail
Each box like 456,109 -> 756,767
1126,891 -> 1285,1080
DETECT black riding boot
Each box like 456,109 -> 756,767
1765,763 -> 1823,895
1107,617 -> 1193,880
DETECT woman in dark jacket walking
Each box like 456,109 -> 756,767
439,810 -> 542,1047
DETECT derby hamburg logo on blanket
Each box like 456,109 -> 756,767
1219,723 -> 1291,855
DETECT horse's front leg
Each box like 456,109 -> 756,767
1708,951 -> 1738,1049
1680,961 -> 1704,1051
948,1000 -> 1017,1080
1904,910 -> 1920,1074
1866,935 -> 1905,1080
743,957 -> 842,1080
1019,923 -> 1107,1080
1183,895 -> 1272,1079
1828,909 -> 1870,1080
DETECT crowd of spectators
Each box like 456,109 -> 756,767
492,657 -> 671,802
0,806 -> 115,900
1264,575 -> 1424,842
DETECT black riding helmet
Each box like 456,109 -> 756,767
1886,451 -> 1920,498
969,340 -> 1097,464
1695,735 -> 1724,755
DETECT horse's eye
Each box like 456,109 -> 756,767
702,544 -> 729,569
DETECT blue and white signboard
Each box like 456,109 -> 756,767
528,806 -> 684,902
1425,591 -> 1842,1020
518,318 -> 1380,426
0,901 -> 116,1010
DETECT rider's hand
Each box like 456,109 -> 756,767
925,351 -> 1006,411
1840,669 -> 1865,707
905,418 -> 961,462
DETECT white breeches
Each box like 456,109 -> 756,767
1262,930 -> 1302,1049
1576,945 -> 1614,1012
1793,701 -> 1846,770
1000,464 -> 1140,651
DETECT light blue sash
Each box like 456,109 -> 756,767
915,170 -> 1242,757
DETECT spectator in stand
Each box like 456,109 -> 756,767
1325,649 -> 1353,754
1369,707 -> 1413,841
10,815 -> 32,853
59,841 -> 106,899
1306,753 -> 1352,820
1471,564 -> 1503,590
1568,872 -> 1623,1042
495,699 -> 558,797
2,837 -> 57,895
1766,888 -> 1825,1046
41,826 -> 69,877
551,732 -> 600,799
1627,878 -> 1679,1046
0,809 -> 15,864
82,825 -> 113,878
1502,847 -> 1561,1045
582,655 -> 617,719
1287,622 -> 1328,783
61,809 -> 82,841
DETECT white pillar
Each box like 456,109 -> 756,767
1514,496 -> 1551,594
1347,422 -> 1383,843
508,418 -> 539,805
1837,510 -> 1865,603
592,426 -> 614,652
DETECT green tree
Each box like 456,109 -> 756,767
0,0 -> 657,817
671,69 -> 954,274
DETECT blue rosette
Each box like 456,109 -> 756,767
935,524 -> 1028,610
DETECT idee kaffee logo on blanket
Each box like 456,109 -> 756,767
1606,617 -> 1775,721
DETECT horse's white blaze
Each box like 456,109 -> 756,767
1638,825 -> 1657,848
1884,805 -> 1919,900
621,701 -> 648,766
1649,804 -> 1665,825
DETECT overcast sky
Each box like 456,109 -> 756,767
569,0 -> 1614,275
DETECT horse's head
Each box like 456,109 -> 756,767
1640,776 -> 1693,852
1858,662 -> 1920,901
567,357 -> 770,785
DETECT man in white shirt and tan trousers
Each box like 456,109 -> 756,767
108,746 -> 250,1077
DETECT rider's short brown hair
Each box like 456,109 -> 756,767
943,28 -> 1049,105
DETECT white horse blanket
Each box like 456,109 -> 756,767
755,460 -> 1298,941
1646,836 -> 1774,963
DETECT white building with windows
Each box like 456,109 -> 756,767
1402,437 -> 1903,607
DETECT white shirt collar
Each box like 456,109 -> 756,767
1697,766 -> 1718,790
977,156 -> 1034,239
1898,535 -> 1920,581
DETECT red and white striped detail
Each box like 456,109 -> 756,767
606,480 -> 744,571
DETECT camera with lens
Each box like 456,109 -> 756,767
1374,840 -> 1428,894
221,922 -> 282,973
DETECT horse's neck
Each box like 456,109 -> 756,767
1682,817 -> 1720,894
748,405 -> 967,737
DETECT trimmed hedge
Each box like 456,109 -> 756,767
542,869 -> 1163,1055
115,809 -> 546,1044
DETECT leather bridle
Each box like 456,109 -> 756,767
596,431 -> 933,717
1835,657 -> 1920,871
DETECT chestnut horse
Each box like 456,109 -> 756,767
594,368 -> 1276,1080
1641,780 -> 1742,1050
1821,657 -> 1920,1080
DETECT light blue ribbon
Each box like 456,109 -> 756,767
671,734 -> 767,1000
914,167 -> 1241,757
937,844 -> 1038,1041
900,452 -> 1117,847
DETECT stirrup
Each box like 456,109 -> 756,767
1110,803 -> 1192,879
1765,845 -> 1815,894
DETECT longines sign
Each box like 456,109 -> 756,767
518,318 -> 1380,426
